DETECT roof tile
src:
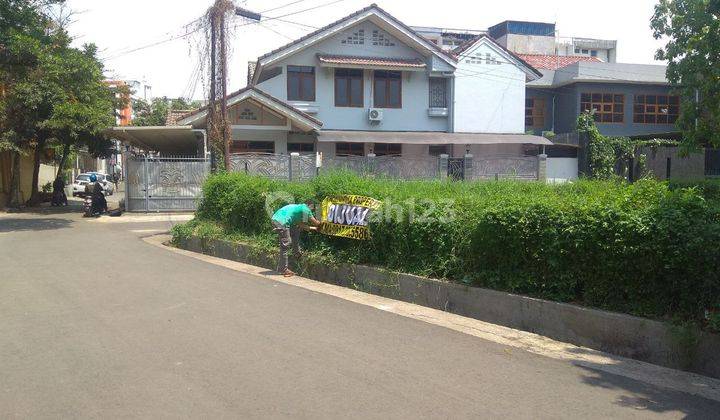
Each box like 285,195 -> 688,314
516,54 -> 601,70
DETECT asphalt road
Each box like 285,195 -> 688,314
1,207 -> 719,419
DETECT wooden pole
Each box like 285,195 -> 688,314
220,11 -> 231,171
208,8 -> 218,171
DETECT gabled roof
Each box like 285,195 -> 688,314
517,54 -> 601,70
177,86 -> 322,131
165,109 -> 193,126
252,4 -> 457,85
452,35 -> 543,80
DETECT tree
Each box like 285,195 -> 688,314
0,0 -> 116,206
132,97 -> 200,127
0,0 -> 64,207
651,0 -> 720,148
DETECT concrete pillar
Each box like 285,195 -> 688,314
366,153 -> 376,176
463,154 -> 473,181
289,152 -> 300,181
537,153 -> 548,182
439,154 -> 449,180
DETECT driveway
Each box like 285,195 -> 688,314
0,209 -> 719,418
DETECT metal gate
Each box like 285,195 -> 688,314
448,158 -> 465,180
126,155 -> 210,212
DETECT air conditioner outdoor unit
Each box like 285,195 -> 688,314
368,108 -> 383,122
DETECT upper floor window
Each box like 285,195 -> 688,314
373,70 -> 402,108
287,65 -> 315,101
580,93 -> 624,123
525,98 -> 545,128
335,68 -> 364,107
429,78 -> 447,108
336,142 -> 365,156
633,95 -> 679,124
373,143 -> 402,156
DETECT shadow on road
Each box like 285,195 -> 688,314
0,217 -> 73,233
575,364 -> 720,417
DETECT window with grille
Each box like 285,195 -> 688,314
231,141 -> 275,154
287,65 -> 315,101
525,98 -> 545,128
373,143 -> 402,156
336,142 -> 365,156
429,145 -> 450,156
580,93 -> 624,123
373,70 -> 402,108
335,68 -> 364,107
633,95 -> 680,124
287,143 -> 314,153
429,78 -> 447,108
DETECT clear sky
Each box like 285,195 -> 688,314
64,0 -> 666,100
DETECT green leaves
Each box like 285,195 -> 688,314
188,172 -> 720,328
651,0 -> 720,148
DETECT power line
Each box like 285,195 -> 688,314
100,0 -> 351,62
260,0 -> 310,14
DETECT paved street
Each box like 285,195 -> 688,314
1,207 -> 719,419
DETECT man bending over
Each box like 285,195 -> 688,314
271,201 -> 321,277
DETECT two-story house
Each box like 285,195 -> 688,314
178,4 -> 549,164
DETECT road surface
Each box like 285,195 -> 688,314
1,206 -> 719,418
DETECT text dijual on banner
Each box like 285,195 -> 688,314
319,195 -> 382,240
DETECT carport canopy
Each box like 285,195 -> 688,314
108,126 -> 206,156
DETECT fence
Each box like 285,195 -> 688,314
228,152 -> 545,182
126,155 -> 210,212
229,153 -> 316,181
471,155 -> 539,180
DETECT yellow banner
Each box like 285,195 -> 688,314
319,195 -> 382,240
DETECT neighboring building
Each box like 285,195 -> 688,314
411,26 -> 485,52
105,80 -> 133,127
415,21 -> 617,63
487,21 -> 617,63
179,4 -> 549,164
525,61 -> 678,138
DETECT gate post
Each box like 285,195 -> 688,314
289,152 -> 299,181
143,154 -> 150,212
366,153 -> 376,176
537,153 -> 548,182
463,154 -> 473,181
439,154 -> 449,180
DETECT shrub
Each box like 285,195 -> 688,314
186,171 -> 720,326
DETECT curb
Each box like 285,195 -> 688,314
173,235 -> 720,381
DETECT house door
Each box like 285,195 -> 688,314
448,158 -> 465,180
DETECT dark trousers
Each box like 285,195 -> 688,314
272,220 -> 300,272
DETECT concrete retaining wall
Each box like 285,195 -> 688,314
177,236 -> 720,379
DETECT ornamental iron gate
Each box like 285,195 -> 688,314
126,155 -> 210,212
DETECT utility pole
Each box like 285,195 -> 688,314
206,1 -> 260,172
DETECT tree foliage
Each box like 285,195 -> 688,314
132,97 -> 200,127
0,0 -> 117,205
651,0 -> 720,148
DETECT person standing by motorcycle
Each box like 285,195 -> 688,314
51,176 -> 68,206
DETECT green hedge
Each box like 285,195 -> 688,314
186,171 -> 720,325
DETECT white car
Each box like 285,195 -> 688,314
71,173 -> 115,197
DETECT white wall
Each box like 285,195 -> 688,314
547,157 -> 578,181
453,41 -> 527,134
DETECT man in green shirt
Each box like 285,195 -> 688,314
271,201 -> 321,276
